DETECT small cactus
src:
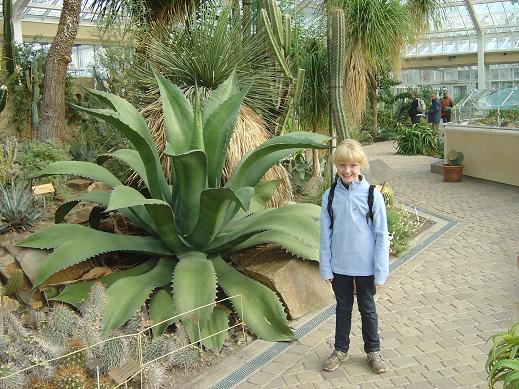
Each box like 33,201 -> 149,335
96,336 -> 126,372
43,287 -> 59,300
143,335 -> 169,364
3,269 -> 24,296
62,339 -> 86,370
170,345 -> 201,370
143,363 -> 167,389
0,366 -> 26,389
54,367 -> 87,389
446,150 -> 464,166
46,305 -> 78,345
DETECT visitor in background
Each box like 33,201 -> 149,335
427,92 -> 441,131
408,92 -> 421,124
440,91 -> 454,123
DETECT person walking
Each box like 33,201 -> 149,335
319,139 -> 390,374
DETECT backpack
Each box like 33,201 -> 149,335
417,98 -> 426,113
327,181 -> 376,229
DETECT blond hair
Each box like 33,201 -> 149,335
333,139 -> 369,169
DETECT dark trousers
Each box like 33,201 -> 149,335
332,274 -> 380,353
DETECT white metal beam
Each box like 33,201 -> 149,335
464,0 -> 486,90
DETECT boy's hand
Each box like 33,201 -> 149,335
325,279 -> 333,285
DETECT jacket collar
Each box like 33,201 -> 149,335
336,175 -> 368,191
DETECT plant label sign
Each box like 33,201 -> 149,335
32,183 -> 55,195
108,357 -> 141,384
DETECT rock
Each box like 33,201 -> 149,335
231,247 -> 334,319
87,181 -> 112,193
67,178 -> 93,191
0,247 -> 43,308
4,245 -> 93,290
65,204 -> 95,224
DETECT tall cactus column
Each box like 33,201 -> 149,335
327,7 -> 348,142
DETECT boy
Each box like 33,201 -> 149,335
319,139 -> 390,374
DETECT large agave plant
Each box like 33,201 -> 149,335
17,72 -> 329,343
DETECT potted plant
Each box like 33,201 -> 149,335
442,150 -> 464,182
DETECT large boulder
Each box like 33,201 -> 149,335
231,247 -> 334,319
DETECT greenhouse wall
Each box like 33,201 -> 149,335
443,125 -> 519,187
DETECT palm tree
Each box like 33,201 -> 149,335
37,0 -> 81,140
331,0 -> 442,134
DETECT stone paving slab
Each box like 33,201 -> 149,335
193,141 -> 519,389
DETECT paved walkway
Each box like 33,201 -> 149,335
195,141 -> 519,389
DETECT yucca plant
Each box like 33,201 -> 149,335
17,71 -> 329,343
486,321 -> 519,389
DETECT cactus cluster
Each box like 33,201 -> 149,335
259,0 -> 305,132
0,283 -> 206,388
0,180 -> 43,232
327,7 -> 348,142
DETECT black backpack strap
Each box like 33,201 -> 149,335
366,184 -> 376,224
327,180 -> 338,229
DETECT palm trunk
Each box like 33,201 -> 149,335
311,148 -> 321,177
36,0 -> 81,140
368,77 -> 378,139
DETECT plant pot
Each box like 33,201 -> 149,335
442,164 -> 464,182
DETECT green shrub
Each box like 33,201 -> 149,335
386,204 -> 420,257
17,140 -> 70,199
486,321 -> 519,389
393,123 -> 442,157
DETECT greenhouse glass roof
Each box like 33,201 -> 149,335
0,0 -> 99,25
406,0 -> 519,57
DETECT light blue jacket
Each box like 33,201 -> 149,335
319,177 -> 390,285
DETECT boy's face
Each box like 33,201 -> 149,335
336,160 -> 361,184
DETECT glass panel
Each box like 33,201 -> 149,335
490,65 -> 500,80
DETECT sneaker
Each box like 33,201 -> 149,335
322,349 -> 348,371
367,351 -> 388,374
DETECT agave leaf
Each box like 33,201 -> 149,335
97,149 -> 149,189
106,186 -> 185,251
233,180 -> 281,219
167,150 -> 207,236
201,306 -> 230,353
18,224 -> 97,249
173,251 -> 217,342
203,85 -> 250,188
211,255 -> 295,341
154,71 -> 194,155
192,84 -> 204,151
103,257 -> 176,332
74,100 -> 170,202
55,191 -> 111,224
227,230 -> 319,260
31,231 -> 171,288
51,259 -> 159,307
226,132 -> 330,190
33,161 -> 122,188
201,69 -> 238,124
149,288 -> 178,337
186,187 -> 253,249
209,207 -> 320,254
